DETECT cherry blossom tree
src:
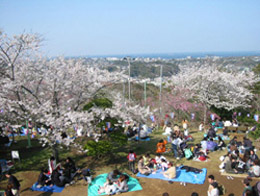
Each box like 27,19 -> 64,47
167,65 -> 258,124
0,31 -> 151,159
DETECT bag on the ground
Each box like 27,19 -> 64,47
184,148 -> 193,159
124,174 -> 130,182
218,183 -> 226,195
132,169 -> 138,174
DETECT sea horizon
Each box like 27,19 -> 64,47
81,50 -> 260,59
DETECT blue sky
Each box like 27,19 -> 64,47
0,0 -> 260,57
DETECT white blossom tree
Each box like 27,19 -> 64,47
0,31 -> 152,159
167,64 -> 258,124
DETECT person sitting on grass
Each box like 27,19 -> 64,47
217,136 -> 226,150
222,127 -> 229,140
51,168 -> 71,187
248,160 -> 260,177
137,156 -> 151,175
161,159 -> 169,171
142,153 -> 150,166
98,180 -> 117,195
223,153 -> 237,174
138,127 -> 149,140
243,137 -> 253,152
163,162 -> 176,179
37,168 -> 52,188
114,174 -> 129,194
235,157 -> 247,174
107,169 -> 122,183
5,171 -> 20,196
229,136 -> 239,149
207,125 -> 216,139
248,149 -> 258,166
163,123 -> 173,136
156,139 -> 167,154
48,156 -> 57,174
63,157 -> 81,181
207,138 -> 217,152
201,137 -> 208,155
155,154 -> 169,168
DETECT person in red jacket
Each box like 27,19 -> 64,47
127,150 -> 137,173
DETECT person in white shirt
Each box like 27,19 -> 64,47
199,122 -> 204,132
201,137 -> 208,155
224,120 -> 232,127
248,160 -> 260,177
163,124 -> 173,136
139,128 -> 149,139
208,175 -> 219,196
208,182 -> 219,196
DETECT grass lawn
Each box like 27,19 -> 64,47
1,125 -> 260,195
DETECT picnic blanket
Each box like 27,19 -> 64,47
214,134 -> 230,141
88,173 -> 142,196
135,136 -> 150,141
31,182 -> 64,193
137,167 -> 207,184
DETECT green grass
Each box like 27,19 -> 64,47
2,125 -> 260,177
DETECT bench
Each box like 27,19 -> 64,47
221,172 -> 259,180
227,126 -> 248,133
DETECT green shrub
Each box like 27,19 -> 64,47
237,115 -> 256,125
84,140 -> 112,158
109,131 -> 127,147
83,97 -> 112,111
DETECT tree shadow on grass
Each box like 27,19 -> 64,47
37,192 -> 53,196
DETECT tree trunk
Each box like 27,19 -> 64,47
203,104 -> 207,125
52,144 -> 59,162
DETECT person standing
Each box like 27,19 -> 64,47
127,150 -> 137,173
207,175 -> 219,196
199,122 -> 204,132
5,172 -> 20,196
242,178 -> 253,196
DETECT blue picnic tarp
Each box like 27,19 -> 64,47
31,182 -> 64,193
137,167 -> 207,184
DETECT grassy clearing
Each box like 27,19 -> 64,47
1,126 -> 260,187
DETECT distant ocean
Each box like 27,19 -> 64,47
87,51 -> 260,59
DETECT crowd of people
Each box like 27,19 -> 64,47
3,156 -> 87,196
219,136 -> 260,178
1,114 -> 260,196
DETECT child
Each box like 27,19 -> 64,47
155,154 -> 168,167
156,139 -> 167,154
161,159 -> 168,171
98,180 -> 117,195
127,150 -> 137,173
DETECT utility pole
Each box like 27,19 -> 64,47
144,80 -> 147,107
123,80 -> 126,108
126,57 -> 131,101
159,64 -> 163,117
